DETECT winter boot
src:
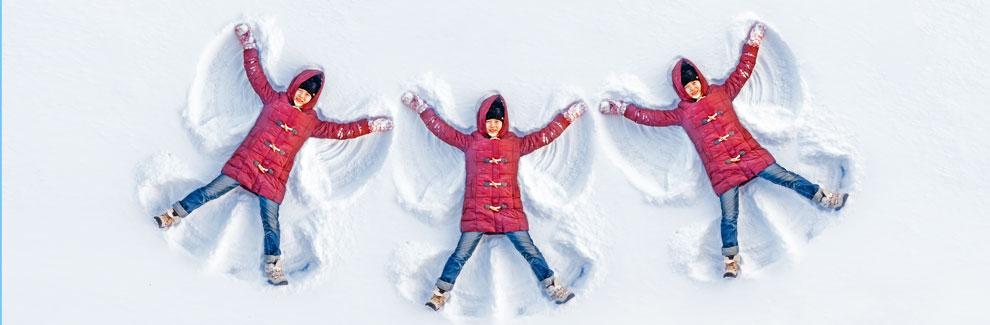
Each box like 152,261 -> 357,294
154,208 -> 180,229
425,288 -> 449,311
723,255 -> 741,278
264,255 -> 288,286
544,278 -> 576,304
813,188 -> 849,210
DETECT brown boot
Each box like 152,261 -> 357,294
154,208 -> 180,229
425,288 -> 449,311
544,278 -> 576,304
723,255 -> 741,278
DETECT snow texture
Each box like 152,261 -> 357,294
4,0 -> 990,324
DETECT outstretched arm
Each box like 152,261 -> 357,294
402,92 -> 470,151
600,99 -> 682,127
722,21 -> 766,99
311,118 -> 378,140
520,101 -> 586,156
236,24 -> 278,103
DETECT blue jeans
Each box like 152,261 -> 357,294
719,163 -> 819,256
172,174 -> 282,256
436,231 -> 555,291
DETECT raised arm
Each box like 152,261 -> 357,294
520,101 -> 586,156
235,24 -> 278,103
722,22 -> 766,100
402,92 -> 470,151
600,99 -> 682,127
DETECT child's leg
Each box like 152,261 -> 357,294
720,187 -> 741,257
505,231 -> 555,287
173,175 -> 240,218
756,163 -> 819,200
259,196 -> 281,257
436,232 -> 484,292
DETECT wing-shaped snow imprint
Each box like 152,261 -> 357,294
601,19 -> 858,281
135,20 -> 391,288
391,73 -> 466,225
598,73 -> 709,206
389,76 -> 603,319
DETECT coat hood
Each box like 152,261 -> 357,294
476,93 -> 509,138
672,58 -> 709,102
287,69 -> 325,110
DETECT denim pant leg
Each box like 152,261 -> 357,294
757,163 -> 820,200
258,196 -> 281,256
436,232 -> 484,291
506,231 -> 555,286
720,186 -> 740,257
173,174 -> 240,218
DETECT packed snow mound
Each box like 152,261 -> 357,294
389,76 -> 603,319
598,19 -> 858,281
135,21 -> 392,287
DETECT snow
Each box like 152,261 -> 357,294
3,0 -> 990,323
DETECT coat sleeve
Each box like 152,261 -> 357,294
520,113 -> 571,156
721,44 -> 760,100
243,48 -> 279,103
311,118 -> 372,140
419,108 -> 470,151
622,103 -> 682,127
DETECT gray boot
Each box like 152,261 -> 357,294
264,255 -> 288,286
813,188 -> 849,210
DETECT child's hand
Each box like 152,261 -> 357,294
564,101 -> 587,122
401,91 -> 430,114
747,21 -> 767,47
369,117 -> 394,133
599,99 -> 628,115
235,23 -> 257,50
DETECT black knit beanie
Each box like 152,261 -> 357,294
298,75 -> 323,96
680,62 -> 700,87
486,98 -> 505,121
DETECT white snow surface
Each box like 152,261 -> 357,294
3,0 -> 990,323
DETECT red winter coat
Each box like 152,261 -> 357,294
623,43 -> 775,196
220,48 -> 372,204
418,94 -> 572,233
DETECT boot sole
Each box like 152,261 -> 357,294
154,217 -> 164,228
555,292 -> 576,304
425,302 -> 441,311
268,279 -> 288,286
835,194 -> 850,211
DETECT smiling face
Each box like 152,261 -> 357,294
485,119 -> 503,138
684,80 -> 703,100
293,89 -> 313,107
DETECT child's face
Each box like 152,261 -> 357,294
293,89 -> 313,107
485,119 -> 503,138
684,80 -> 702,99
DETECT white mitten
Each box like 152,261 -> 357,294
235,23 -> 257,50
747,21 -> 767,47
401,91 -> 429,114
599,99 -> 629,115
369,117 -> 394,133
563,101 -> 587,122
